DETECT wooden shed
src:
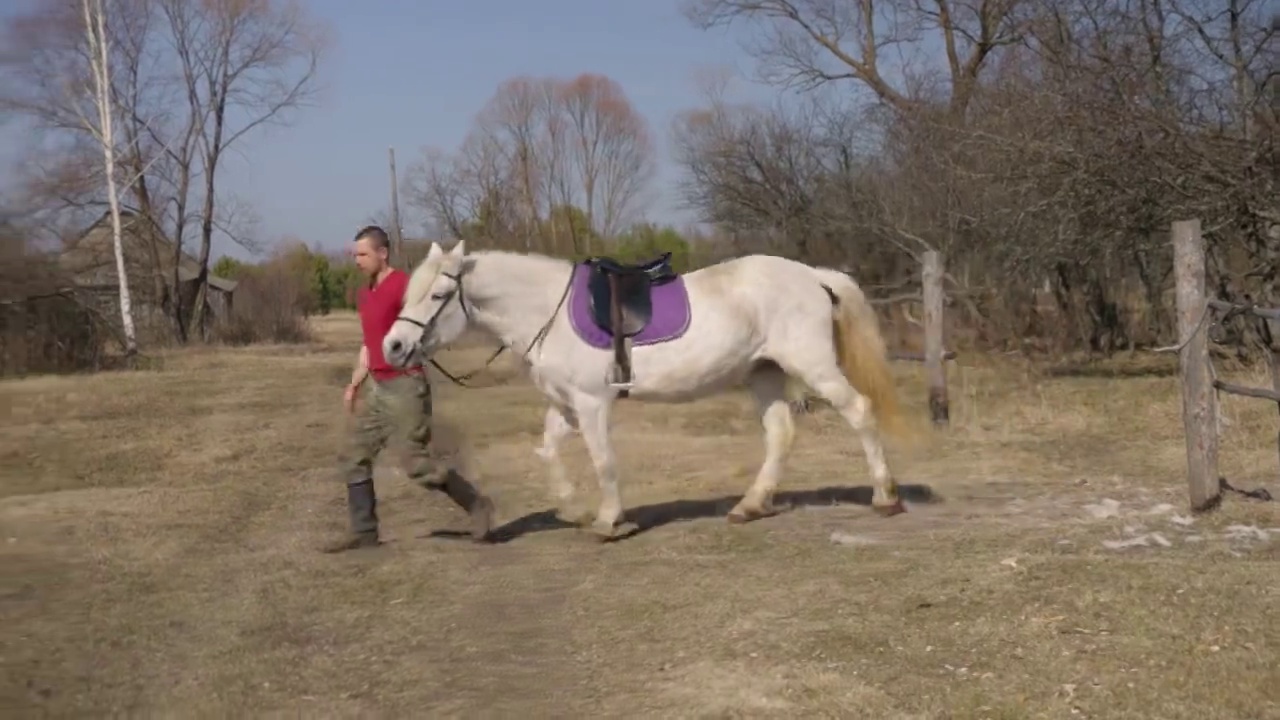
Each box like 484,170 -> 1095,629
58,210 -> 239,339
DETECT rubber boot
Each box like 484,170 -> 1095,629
424,469 -> 495,542
322,479 -> 380,553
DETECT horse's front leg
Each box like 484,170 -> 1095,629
535,403 -> 592,526
575,396 -> 638,541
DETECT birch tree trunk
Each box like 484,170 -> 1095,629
83,0 -> 138,358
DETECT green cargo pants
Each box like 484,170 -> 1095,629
332,372 -> 494,547
342,373 -> 446,489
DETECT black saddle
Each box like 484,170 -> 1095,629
581,252 -> 679,397
583,252 -> 677,337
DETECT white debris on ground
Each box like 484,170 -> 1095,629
1223,525 -> 1271,542
828,531 -> 880,547
1102,531 -> 1172,550
1080,498 -> 1274,551
1083,498 -> 1122,519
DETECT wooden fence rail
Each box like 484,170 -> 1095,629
1165,218 -> 1280,512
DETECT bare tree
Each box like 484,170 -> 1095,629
538,80 -> 576,253
406,72 -> 656,255
558,74 -> 657,240
683,0 -> 1029,117
159,0 -> 326,335
478,76 -> 552,249
406,135 -> 521,246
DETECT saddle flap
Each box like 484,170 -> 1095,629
587,271 -> 652,336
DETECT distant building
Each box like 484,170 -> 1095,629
57,210 -> 238,339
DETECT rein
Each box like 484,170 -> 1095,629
394,264 -> 576,389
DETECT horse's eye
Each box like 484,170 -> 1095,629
430,291 -> 451,301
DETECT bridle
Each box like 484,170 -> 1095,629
393,264 -> 575,389
393,270 -> 498,387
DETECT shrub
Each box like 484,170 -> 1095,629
0,225 -> 113,376
212,260 -> 313,346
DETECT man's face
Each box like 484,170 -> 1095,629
352,237 -> 387,277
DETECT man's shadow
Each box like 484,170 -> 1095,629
429,483 -> 940,544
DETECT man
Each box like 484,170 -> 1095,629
325,225 -> 495,553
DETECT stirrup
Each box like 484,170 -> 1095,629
607,365 -> 633,391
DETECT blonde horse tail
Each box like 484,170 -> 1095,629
809,267 -> 909,441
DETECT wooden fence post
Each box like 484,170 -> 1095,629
922,250 -> 949,426
1171,218 -> 1221,512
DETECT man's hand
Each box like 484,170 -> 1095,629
343,383 -> 360,414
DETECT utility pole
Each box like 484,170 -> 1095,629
388,147 -> 404,267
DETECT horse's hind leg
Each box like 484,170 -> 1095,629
793,364 -> 903,516
536,403 -> 592,526
728,362 -> 795,523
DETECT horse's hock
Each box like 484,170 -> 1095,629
798,251 -> 955,427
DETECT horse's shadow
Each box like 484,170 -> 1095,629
428,483 -> 940,544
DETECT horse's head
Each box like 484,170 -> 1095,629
383,240 -> 472,368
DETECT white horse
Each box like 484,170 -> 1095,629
381,240 -> 912,540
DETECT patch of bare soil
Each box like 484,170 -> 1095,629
2,312 -> 1278,718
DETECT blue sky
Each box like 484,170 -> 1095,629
1,0 -> 783,260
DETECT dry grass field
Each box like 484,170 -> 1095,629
2,311 -> 1279,718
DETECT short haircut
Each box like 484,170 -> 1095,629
354,225 -> 390,251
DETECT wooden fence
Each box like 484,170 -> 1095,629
1163,218 -> 1280,511
898,250 -> 953,427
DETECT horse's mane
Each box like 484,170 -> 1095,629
404,246 -> 574,305
471,249 -> 574,274
403,249 -> 445,306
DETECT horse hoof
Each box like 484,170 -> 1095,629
590,520 -> 638,542
727,503 -> 783,524
556,507 -> 594,527
874,500 -> 907,517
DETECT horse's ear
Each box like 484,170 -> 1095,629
449,240 -> 466,259
425,242 -> 443,262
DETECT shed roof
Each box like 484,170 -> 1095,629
59,210 -> 238,293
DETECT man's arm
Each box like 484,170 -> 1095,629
350,346 -> 369,388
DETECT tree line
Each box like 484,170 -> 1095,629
209,221 -> 703,319
2,0 -> 1274,370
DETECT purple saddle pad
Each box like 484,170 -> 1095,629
566,263 -> 691,350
